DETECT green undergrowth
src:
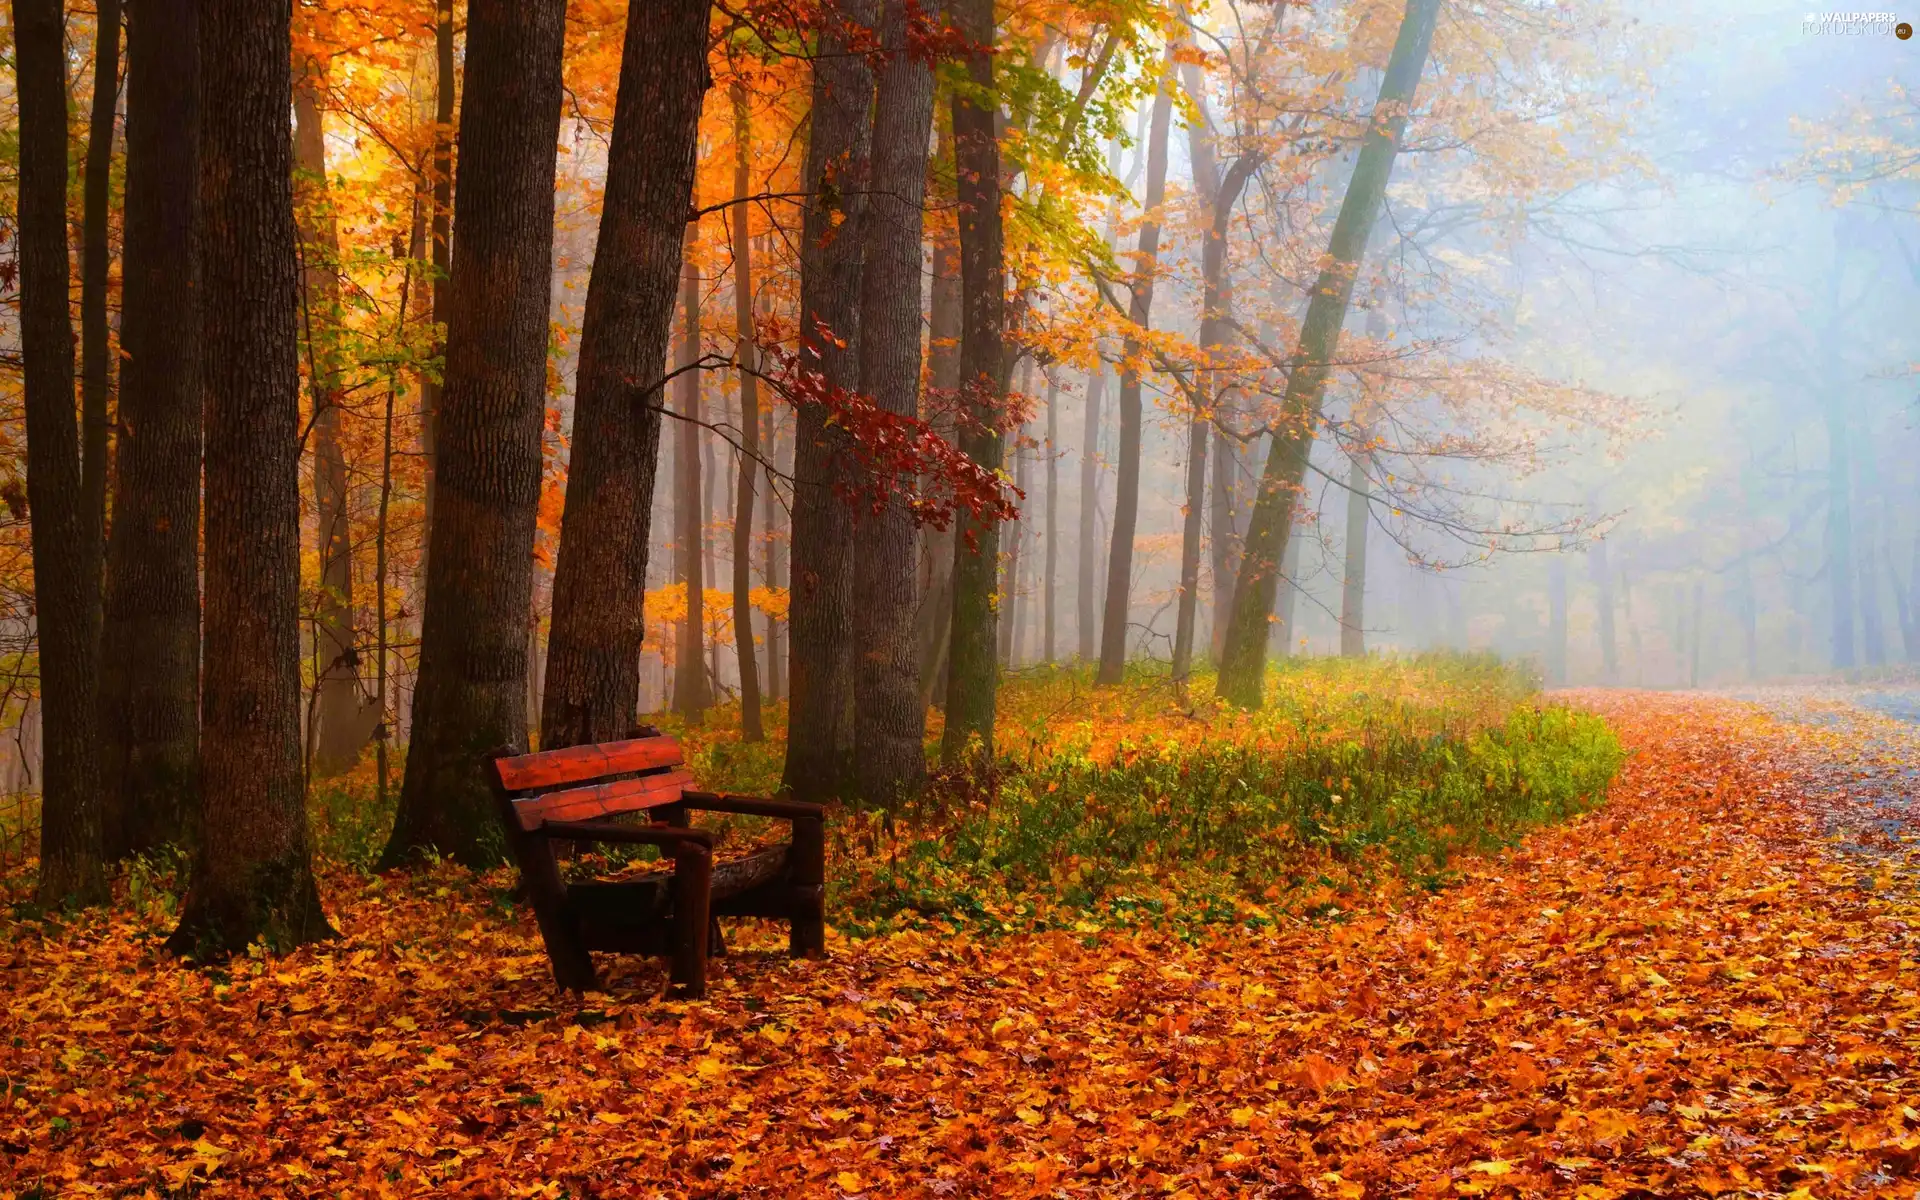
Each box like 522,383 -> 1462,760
266,654 -> 1627,944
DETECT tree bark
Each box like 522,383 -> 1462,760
1096,72 -> 1173,685
80,0 -> 120,586
1546,556 -> 1568,685
672,239 -> 712,717
852,0 -> 934,805
381,0 -> 568,869
764,401 -> 786,702
1077,364 -> 1105,662
1044,372 -> 1058,664
167,0 -> 332,953
940,0 -> 1008,766
1217,0 -> 1442,707
293,57 -> 368,777
422,0 -> 455,541
541,0 -> 708,752
915,196 -> 960,709
783,0 -> 876,799
1273,524 -> 1300,658
16,0 -> 107,903
729,79 -> 764,743
1340,455 -> 1368,658
101,0 -> 201,860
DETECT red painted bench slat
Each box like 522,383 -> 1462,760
511,768 -> 694,831
494,735 -> 684,791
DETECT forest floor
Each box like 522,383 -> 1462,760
10,689 -> 1920,1198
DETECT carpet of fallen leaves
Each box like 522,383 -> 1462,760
10,690 -> 1920,1198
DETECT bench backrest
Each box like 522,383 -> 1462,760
490,731 -> 693,832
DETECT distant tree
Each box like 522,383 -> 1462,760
381,0 -> 569,868
1340,455 -> 1369,658
167,0 -> 332,954
1217,0 -> 1443,708
1096,72 -> 1173,685
730,79 -> 765,744
15,0 -> 106,903
542,0 -> 708,750
672,237 -> 713,718
101,0 -> 203,860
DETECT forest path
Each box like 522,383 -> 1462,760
10,692 -> 1920,1196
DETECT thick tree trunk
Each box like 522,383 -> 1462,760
16,0 -> 106,904
1216,0 -> 1442,707
1044,372 -> 1058,664
541,0 -> 707,751
729,80 -> 764,743
381,0 -> 568,869
294,58 -> 368,777
101,0 -> 201,860
422,0 -> 455,539
852,0 -> 934,805
783,0 -> 876,799
1172,407 -> 1208,679
1077,364 -> 1105,662
167,0 -> 332,953
1340,455 -> 1369,658
81,0 -> 120,580
673,240 -> 712,717
940,0 -> 1008,766
1095,73 -> 1173,685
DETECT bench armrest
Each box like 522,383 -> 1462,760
535,819 -> 713,850
679,790 -> 824,821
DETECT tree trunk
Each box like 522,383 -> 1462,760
101,0 -> 201,861
1856,431 -> 1887,668
783,0 -> 876,799
1824,396 -> 1856,671
852,0 -> 934,804
1095,71 -> 1173,685
1216,0 -> 1442,708
1174,55 -> 1257,678
1000,360 -> 1031,669
381,0 -> 568,869
1546,556 -> 1569,685
764,403 -> 786,702
167,0 -> 332,953
673,237 -> 712,717
940,0 -> 1007,766
541,0 -> 707,751
294,57 -> 367,778
1273,525 -> 1300,658
422,0 -> 455,540
1078,364 -> 1105,662
1587,519 -> 1618,683
1044,372 -> 1058,664
1340,456 -> 1369,658
80,0 -> 120,581
729,79 -> 763,743
916,205 -> 960,708
16,0 -> 106,903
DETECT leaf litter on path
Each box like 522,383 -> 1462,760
8,691 -> 1920,1197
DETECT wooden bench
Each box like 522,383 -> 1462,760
486,728 -> 825,997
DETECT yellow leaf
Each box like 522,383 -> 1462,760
990,1016 -> 1017,1041
760,1024 -> 789,1046
1230,1106 -> 1256,1127
594,1111 -> 628,1125
837,1170 -> 863,1191
1015,1106 -> 1043,1125
696,1057 -> 726,1078
1469,1160 -> 1513,1176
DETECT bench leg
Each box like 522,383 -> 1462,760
789,815 -> 827,958
671,844 -> 712,998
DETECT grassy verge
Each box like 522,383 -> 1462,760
270,654 -> 1625,940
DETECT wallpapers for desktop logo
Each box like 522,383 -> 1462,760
1802,10 -> 1909,34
